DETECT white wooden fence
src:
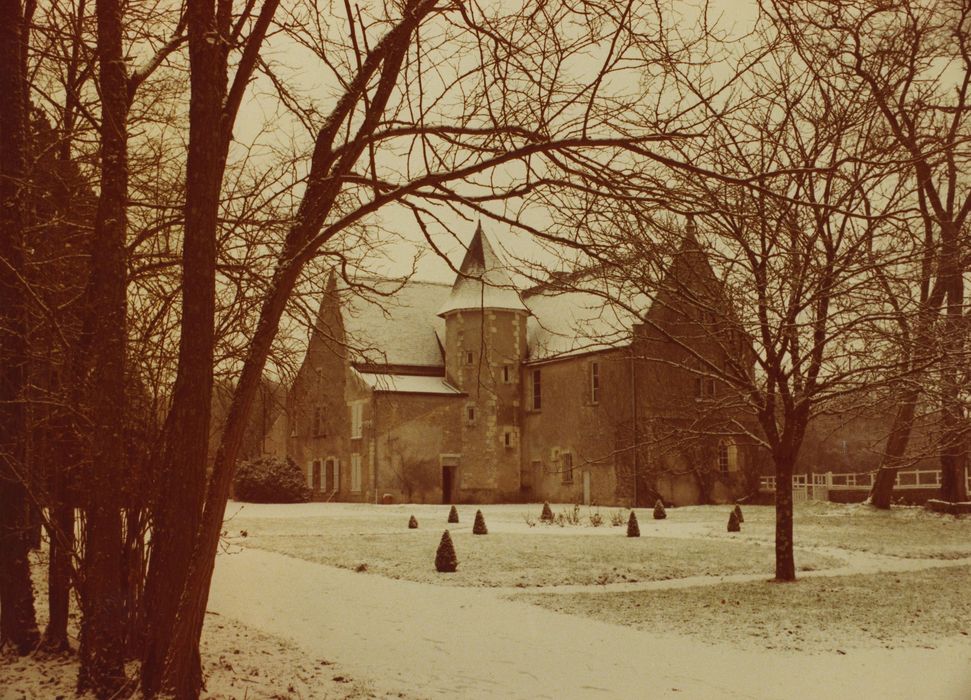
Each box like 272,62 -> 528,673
759,467 -> 971,500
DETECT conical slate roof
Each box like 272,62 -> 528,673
437,223 -> 529,316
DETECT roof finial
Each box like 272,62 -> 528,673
685,213 -> 698,240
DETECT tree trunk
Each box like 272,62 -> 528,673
938,228 -> 968,503
867,388 -> 919,509
0,0 -> 40,656
77,0 -> 130,693
140,3 -> 230,695
42,502 -> 74,652
773,451 -> 796,582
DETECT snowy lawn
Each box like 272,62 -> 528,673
227,502 -> 841,587
679,501 -> 971,559
517,565 -> 971,652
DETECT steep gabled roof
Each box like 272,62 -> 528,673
437,223 -> 528,316
341,279 -> 449,368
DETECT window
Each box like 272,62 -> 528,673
466,404 -> 476,425
465,350 -> 474,365
314,406 -> 323,436
694,375 -> 715,400
531,369 -> 542,410
502,364 -> 514,383
561,452 -> 573,484
503,429 -> 516,448
311,459 -> 321,490
350,453 -> 363,492
706,378 -> 716,398
718,441 -> 738,474
694,377 -> 703,399
590,361 -> 600,404
350,402 -> 363,439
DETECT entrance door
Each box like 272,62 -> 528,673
442,465 -> 456,504
582,470 -> 591,506
312,460 -> 321,492
325,458 -> 336,492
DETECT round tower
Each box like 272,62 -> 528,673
438,224 -> 529,501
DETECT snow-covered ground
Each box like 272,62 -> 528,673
4,501 -> 970,699
210,501 -> 971,698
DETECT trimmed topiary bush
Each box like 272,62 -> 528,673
435,530 -> 458,572
540,502 -> 554,522
727,509 -> 741,532
233,456 -> 311,503
473,509 -> 488,535
447,505 -> 459,523
627,510 -> 640,537
408,515 -> 418,529
653,499 -> 667,520
733,504 -> 744,524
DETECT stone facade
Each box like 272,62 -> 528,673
268,223 -> 760,506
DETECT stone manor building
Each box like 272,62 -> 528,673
265,223 -> 758,506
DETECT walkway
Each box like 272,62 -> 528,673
207,548 -> 971,699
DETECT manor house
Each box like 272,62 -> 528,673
265,223 -> 758,506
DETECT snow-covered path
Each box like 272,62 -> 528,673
207,548 -> 971,699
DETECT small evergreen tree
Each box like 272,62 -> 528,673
435,530 -> 458,572
473,509 -> 488,535
408,515 -> 418,529
653,499 -> 666,520
540,502 -> 554,522
727,510 -> 741,532
627,510 -> 640,537
448,505 -> 459,523
733,504 -> 744,524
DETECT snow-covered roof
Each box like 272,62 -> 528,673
353,370 -> 463,395
437,223 -> 529,316
342,280 -> 449,368
524,289 -> 643,361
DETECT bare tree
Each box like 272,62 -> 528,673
765,0 -> 971,506
0,0 -> 41,656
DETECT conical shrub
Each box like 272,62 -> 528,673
408,515 -> 418,529
733,504 -> 744,524
727,510 -> 741,532
540,502 -> 554,522
627,510 -> 640,537
473,509 -> 488,535
653,499 -> 667,520
435,530 -> 458,572
448,505 -> 459,523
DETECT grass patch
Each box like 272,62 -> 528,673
238,526 -> 840,588
515,565 -> 971,651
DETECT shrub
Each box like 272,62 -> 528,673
653,499 -> 667,520
540,502 -> 554,522
473,509 -> 488,535
233,456 -> 310,503
733,504 -> 744,524
435,530 -> 458,572
727,510 -> 741,532
447,505 -> 459,523
610,509 -> 627,527
408,515 -> 418,529
627,510 -> 640,537
589,510 -> 603,527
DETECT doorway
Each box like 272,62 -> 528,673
442,466 -> 456,504
312,460 -> 321,492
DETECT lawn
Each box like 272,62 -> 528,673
228,502 -> 842,587
516,565 -> 971,652
678,501 -> 971,559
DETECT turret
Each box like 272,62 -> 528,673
439,224 -> 528,500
